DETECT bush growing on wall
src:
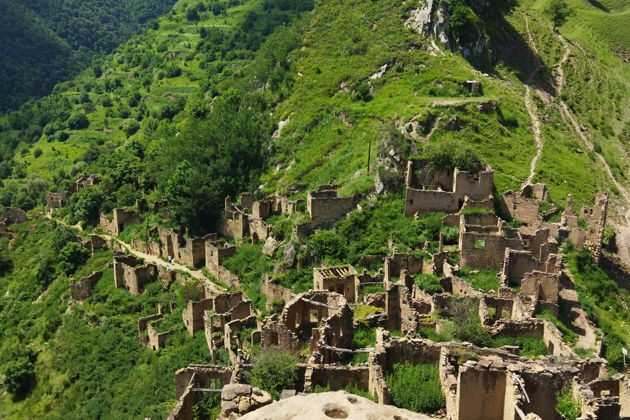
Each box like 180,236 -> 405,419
250,348 -> 298,399
387,363 -> 445,414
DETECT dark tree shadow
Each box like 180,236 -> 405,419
461,8 -> 555,94
586,0 -> 609,12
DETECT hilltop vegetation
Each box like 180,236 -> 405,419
0,0 -> 178,111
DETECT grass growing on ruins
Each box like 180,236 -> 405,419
351,326 -> 376,364
275,267 -> 313,294
487,336 -> 549,357
249,349 -> 298,400
414,274 -> 443,295
332,196 -> 443,264
353,305 -> 382,322
221,243 -> 273,311
535,310 -> 578,345
555,388 -> 581,420
72,249 -> 114,279
565,249 -> 630,371
386,363 -> 445,414
458,268 -> 500,292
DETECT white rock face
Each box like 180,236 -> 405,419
272,118 -> 290,139
405,0 -> 450,51
404,0 -> 434,34
239,391 -> 435,420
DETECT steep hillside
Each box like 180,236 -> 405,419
0,0 -> 629,418
0,0 -> 177,111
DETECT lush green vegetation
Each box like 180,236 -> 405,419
458,268 -> 501,292
351,326 -> 376,364
0,220 -> 215,418
0,0 -> 178,111
535,309 -> 578,345
556,387 -> 581,420
249,348 -> 298,400
565,249 -> 630,371
221,243 -> 272,311
488,336 -> 549,357
386,363 -> 445,414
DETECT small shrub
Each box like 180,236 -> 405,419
556,388 -> 580,420
67,113 -> 89,130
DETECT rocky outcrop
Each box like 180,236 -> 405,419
239,391 -> 434,419
218,384 -> 272,419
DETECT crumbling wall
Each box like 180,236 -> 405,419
260,316 -> 299,353
404,165 -> 493,216
521,271 -> 560,303
501,249 -> 557,286
261,276 -> 294,309
0,207 -> 27,225
307,185 -> 357,227
383,254 -> 424,283
460,231 -> 523,270
455,362 -> 507,420
183,298 -> 214,335
146,322 -> 172,351
205,239 -> 236,268
305,365 -> 370,392
313,266 -> 358,303
178,236 -> 206,267
113,254 -> 157,295
381,337 -> 442,371
71,271 -> 103,301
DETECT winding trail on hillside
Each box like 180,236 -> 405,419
522,16 -> 544,188
45,214 -> 225,295
553,33 -> 630,264
554,33 -> 630,229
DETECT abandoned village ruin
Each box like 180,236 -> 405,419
40,158 -> 630,420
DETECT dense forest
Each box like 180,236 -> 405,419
0,0 -> 178,111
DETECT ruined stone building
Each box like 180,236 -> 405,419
313,265 -> 359,303
138,306 -> 173,351
404,159 -> 494,217
46,174 -> 100,213
113,254 -> 158,295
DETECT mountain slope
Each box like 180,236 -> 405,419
0,0 -> 178,111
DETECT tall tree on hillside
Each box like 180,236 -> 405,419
545,0 -> 575,30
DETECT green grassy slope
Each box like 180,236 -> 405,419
0,220 -> 216,419
259,0 -> 626,211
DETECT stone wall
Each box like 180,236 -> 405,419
205,239 -> 236,268
313,266 -> 358,303
501,249 -> 557,286
307,185 -> 357,227
305,365 -> 370,392
460,230 -> 523,271
261,275 -> 294,308
404,164 -> 493,217
384,253 -> 424,283
113,254 -> 157,295
455,362 -> 507,420
70,271 -> 103,301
